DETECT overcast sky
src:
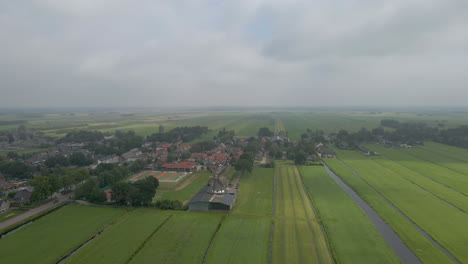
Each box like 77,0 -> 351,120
1,0 -> 467,108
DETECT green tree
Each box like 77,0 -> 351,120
30,175 -> 52,200
258,127 -> 273,137
294,151 -> 307,165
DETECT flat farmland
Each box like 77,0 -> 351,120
273,165 -> 333,264
369,144 -> 468,195
233,167 -> 274,216
324,158 -> 454,264
65,209 -> 171,264
334,150 -> 468,263
206,216 -> 271,264
153,172 -> 211,203
129,212 -> 223,264
0,205 -> 124,264
421,141 -> 468,162
299,166 -> 400,264
401,146 -> 468,176
369,155 -> 468,212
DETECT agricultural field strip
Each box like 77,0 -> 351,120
129,213 -> 223,264
202,216 -> 226,264
0,205 -> 126,264
370,157 -> 468,213
403,147 -> 468,177
65,210 -> 172,264
299,166 -> 401,264
337,157 -> 464,263
419,142 -> 468,163
324,159 -> 454,264
205,216 -> 272,264
420,144 -> 468,163
368,144 -> 468,196
273,166 -> 334,264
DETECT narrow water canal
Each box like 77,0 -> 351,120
323,164 -> 422,264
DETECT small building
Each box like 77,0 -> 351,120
0,199 -> 10,213
188,174 -> 237,212
98,155 -> 119,164
121,148 -> 143,163
316,144 -> 336,158
13,189 -> 33,205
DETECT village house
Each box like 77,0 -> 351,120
98,155 -> 119,164
316,143 -> 336,158
0,199 -> 10,213
13,189 -> 33,205
121,148 -> 143,163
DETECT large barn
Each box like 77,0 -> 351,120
188,176 -> 237,212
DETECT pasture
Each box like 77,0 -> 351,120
330,150 -> 468,263
233,167 -> 274,216
299,166 -> 400,264
368,144 -> 468,196
65,209 -> 171,264
324,158 -> 454,264
129,212 -> 223,264
0,205 -> 124,264
273,165 -> 333,264
206,216 -> 272,264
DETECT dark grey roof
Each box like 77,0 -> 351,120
189,186 -> 236,206
14,189 -> 32,201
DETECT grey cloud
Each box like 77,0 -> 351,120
1,0 -> 468,108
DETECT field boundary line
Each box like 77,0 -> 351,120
201,215 -> 226,264
404,150 -> 468,177
125,214 -> 173,264
376,154 -> 468,197
0,201 -> 71,238
57,209 -> 131,264
339,159 -> 461,264
297,166 -> 337,264
372,158 -> 467,214
268,221 -> 274,264
272,166 -> 277,216
323,163 -> 422,264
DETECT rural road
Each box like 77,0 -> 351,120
0,192 -> 72,231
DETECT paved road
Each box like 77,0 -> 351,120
0,192 -> 72,231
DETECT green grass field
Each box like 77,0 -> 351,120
299,166 -> 400,264
153,172 -> 212,203
0,205 -> 124,264
330,150 -> 468,263
129,212 -> 223,264
233,167 -> 274,216
273,165 -> 333,264
368,154 -> 468,212
65,209 -> 171,264
324,158 -> 454,264
421,141 -> 468,162
368,144 -> 468,196
206,215 -> 271,264
401,145 -> 468,177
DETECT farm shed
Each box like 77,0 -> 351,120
188,186 -> 237,212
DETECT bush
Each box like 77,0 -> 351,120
155,199 -> 183,210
